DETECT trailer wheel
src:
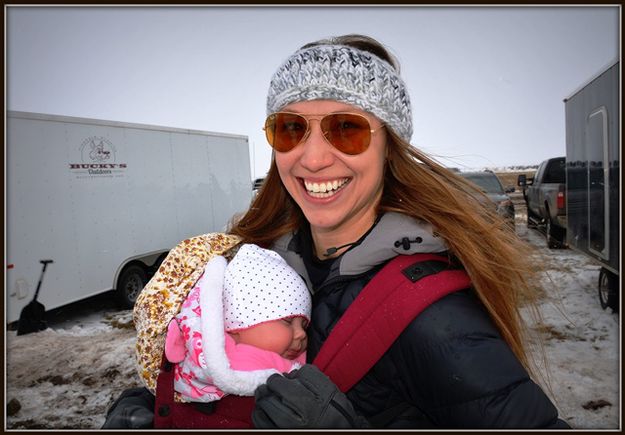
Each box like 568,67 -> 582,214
598,268 -> 618,313
116,264 -> 148,309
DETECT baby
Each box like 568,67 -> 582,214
164,243 -> 311,403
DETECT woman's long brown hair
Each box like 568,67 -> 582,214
230,34 -> 541,374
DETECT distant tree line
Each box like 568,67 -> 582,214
505,164 -> 539,170
447,165 -> 539,173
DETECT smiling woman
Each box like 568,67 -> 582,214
228,34 -> 571,429
104,33 -> 570,430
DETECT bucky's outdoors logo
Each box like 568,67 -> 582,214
69,137 -> 127,177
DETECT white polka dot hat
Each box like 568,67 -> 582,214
223,244 -> 311,332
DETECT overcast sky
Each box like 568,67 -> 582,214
6,6 -> 620,179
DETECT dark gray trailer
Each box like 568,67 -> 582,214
564,60 -> 620,312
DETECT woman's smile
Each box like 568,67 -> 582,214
301,177 -> 350,198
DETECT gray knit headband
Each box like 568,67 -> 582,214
266,44 -> 413,143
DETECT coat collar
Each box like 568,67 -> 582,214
271,212 -> 447,292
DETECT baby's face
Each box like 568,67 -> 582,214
230,316 -> 308,359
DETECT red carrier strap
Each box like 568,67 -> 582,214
312,253 -> 471,393
154,353 -> 255,429
153,253 -> 470,428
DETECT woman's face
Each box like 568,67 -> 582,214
274,100 -> 387,248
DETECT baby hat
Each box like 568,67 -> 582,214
223,244 -> 311,332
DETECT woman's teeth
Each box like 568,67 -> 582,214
304,179 -> 348,198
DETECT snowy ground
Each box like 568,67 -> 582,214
4,201 -> 621,429
516,223 -> 620,429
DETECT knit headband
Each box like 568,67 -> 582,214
266,44 -> 413,143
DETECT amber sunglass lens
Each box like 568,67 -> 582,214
267,113 -> 308,152
322,114 -> 371,155
264,116 -> 276,147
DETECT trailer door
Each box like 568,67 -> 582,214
586,107 -> 609,259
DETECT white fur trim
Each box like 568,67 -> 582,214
198,255 -> 279,396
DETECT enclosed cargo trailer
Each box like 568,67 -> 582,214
6,111 -> 252,324
564,61 -> 620,312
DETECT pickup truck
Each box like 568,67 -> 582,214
517,157 -> 567,248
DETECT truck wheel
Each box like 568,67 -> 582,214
116,264 -> 148,309
546,219 -> 565,249
526,207 -> 537,229
598,268 -> 619,313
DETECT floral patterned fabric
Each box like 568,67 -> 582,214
133,233 -> 241,396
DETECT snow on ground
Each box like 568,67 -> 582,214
5,309 -> 139,430
517,223 -> 620,429
4,206 -> 621,429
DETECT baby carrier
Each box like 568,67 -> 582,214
133,234 -> 471,429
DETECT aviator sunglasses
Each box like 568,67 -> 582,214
263,112 -> 385,155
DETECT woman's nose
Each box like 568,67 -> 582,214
298,121 -> 335,171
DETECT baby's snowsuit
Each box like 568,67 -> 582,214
164,243 -> 311,403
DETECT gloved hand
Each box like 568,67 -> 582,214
252,364 -> 370,429
101,387 -> 155,429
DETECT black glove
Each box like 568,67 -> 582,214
252,364 -> 370,429
101,387 -> 155,429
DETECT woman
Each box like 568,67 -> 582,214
231,34 -> 569,429
104,34 -> 570,429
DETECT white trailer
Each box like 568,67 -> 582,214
6,111 -> 252,324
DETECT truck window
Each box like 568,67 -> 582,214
543,158 -> 566,184
534,161 -> 546,183
462,173 -> 504,194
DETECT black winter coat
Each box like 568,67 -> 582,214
308,269 -> 569,428
272,212 -> 570,429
